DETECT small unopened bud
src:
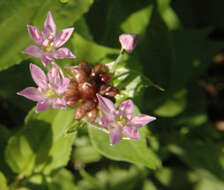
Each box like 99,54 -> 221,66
119,34 -> 139,53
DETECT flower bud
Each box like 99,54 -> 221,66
119,33 -> 139,53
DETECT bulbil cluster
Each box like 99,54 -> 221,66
64,62 -> 119,121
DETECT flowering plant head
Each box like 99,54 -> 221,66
119,34 -> 139,53
23,11 -> 75,66
97,94 -> 156,145
17,63 -> 70,113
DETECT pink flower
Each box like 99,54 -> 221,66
97,94 -> 156,145
119,34 -> 139,53
17,63 -> 70,113
23,11 -> 75,66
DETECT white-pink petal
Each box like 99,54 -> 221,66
30,63 -> 48,89
54,27 -> 74,48
109,127 -> 122,145
27,25 -> 43,46
41,54 -> 53,67
36,100 -> 51,113
56,77 -> 70,94
52,97 -> 67,109
43,11 -> 56,38
54,48 -> 76,59
96,94 -> 116,117
23,45 -> 42,58
118,99 -> 134,118
99,116 -> 114,127
17,87 -> 44,102
47,64 -> 60,87
123,126 -> 140,140
128,114 -> 156,128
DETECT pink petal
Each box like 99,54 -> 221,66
118,99 -> 134,118
47,64 -> 60,87
54,28 -> 74,48
123,126 -> 140,140
54,48 -> 76,59
36,100 -> 51,113
30,63 -> 48,89
128,114 -> 156,128
99,116 -> 114,127
52,97 -> 67,109
119,34 -> 139,53
27,25 -> 43,46
41,53 -> 53,66
43,11 -> 56,38
17,87 -> 44,102
96,94 -> 116,118
23,45 -> 42,58
109,127 -> 122,145
56,77 -> 70,94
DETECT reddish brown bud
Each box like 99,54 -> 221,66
71,68 -> 87,83
79,62 -> 91,75
87,108 -> 98,121
74,100 -> 96,120
99,73 -> 111,83
91,64 -> 108,77
78,82 -> 96,100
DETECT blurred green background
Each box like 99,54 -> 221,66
1,0 -> 224,189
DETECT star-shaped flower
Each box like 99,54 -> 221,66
17,63 -> 70,113
23,11 -> 75,66
97,94 -> 156,145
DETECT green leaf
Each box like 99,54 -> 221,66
72,146 -> 101,164
0,0 -> 93,71
72,33 -> 119,64
48,168 -> 76,190
5,108 -> 77,176
0,171 -> 7,190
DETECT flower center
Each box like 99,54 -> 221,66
115,116 -> 128,127
45,89 -> 56,98
44,42 -> 54,52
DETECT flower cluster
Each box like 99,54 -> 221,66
17,11 -> 156,145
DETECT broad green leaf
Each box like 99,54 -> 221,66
48,168 -> 76,190
88,122 -> 161,169
121,4 -> 154,34
72,146 -> 101,164
0,171 -> 7,190
72,33 -> 119,64
0,0 -> 94,71
5,108 -> 77,176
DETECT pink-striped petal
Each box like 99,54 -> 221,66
41,53 -> 53,66
128,114 -> 156,128
118,99 -> 134,118
119,34 -> 139,53
30,63 -> 48,89
43,11 -> 56,38
17,87 -> 44,102
56,77 -> 70,94
96,94 -> 116,117
23,45 -> 42,58
54,48 -> 76,59
99,116 -> 114,127
52,97 -> 67,109
27,25 -> 43,46
109,127 -> 122,145
36,100 -> 51,113
54,28 -> 74,48
47,64 -> 60,87
123,126 -> 140,140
